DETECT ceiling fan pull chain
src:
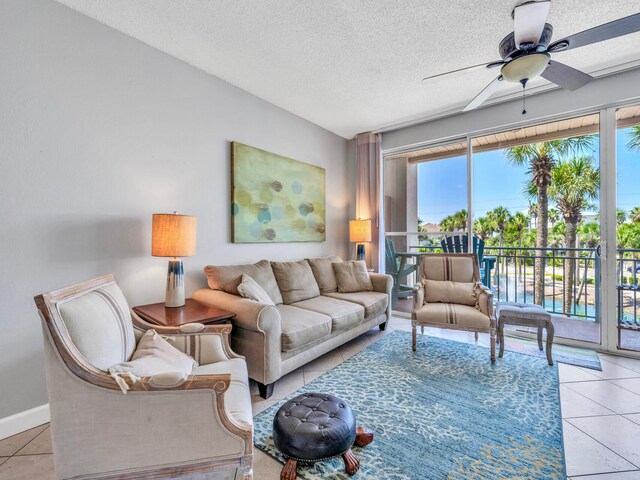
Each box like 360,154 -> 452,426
521,79 -> 527,115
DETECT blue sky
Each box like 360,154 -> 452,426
417,127 -> 640,225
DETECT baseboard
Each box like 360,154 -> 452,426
0,404 -> 50,440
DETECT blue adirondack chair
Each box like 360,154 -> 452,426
385,238 -> 418,307
440,234 -> 495,288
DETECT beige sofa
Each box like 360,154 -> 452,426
193,257 -> 392,398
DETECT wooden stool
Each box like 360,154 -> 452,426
496,302 -> 554,365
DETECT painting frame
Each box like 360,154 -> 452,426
230,142 -> 326,243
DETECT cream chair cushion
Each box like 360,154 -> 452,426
58,282 -> 136,370
306,256 -> 342,294
423,279 -> 477,307
333,261 -> 373,293
193,358 -> 253,426
110,330 -> 196,379
205,259 -> 283,304
237,274 -> 275,305
414,303 -> 490,330
271,260 -> 320,304
420,255 -> 477,282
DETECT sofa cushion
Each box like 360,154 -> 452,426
193,358 -> 252,426
291,296 -> 364,332
271,260 -> 320,304
306,256 -> 342,294
332,261 -> 373,293
237,274 -> 275,305
58,281 -> 136,371
277,304 -> 331,352
414,303 -> 490,330
204,259 -> 283,305
324,291 -> 389,319
423,279 -> 477,307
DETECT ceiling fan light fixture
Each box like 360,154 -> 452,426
500,52 -> 550,83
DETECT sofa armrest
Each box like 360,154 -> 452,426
370,273 -> 393,297
192,289 -> 281,336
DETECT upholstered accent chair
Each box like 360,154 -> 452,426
34,274 -> 253,480
412,254 -> 496,363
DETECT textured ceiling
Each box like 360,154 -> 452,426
55,0 -> 640,138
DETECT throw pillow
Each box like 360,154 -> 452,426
237,274 -> 275,305
333,260 -> 373,293
422,279 -> 476,306
109,329 -> 197,393
204,259 -> 283,304
306,256 -> 342,294
271,260 -> 320,304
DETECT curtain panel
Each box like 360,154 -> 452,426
355,132 -> 381,271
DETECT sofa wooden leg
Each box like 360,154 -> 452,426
379,321 -> 387,331
257,382 -> 274,399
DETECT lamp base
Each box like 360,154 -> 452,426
356,243 -> 365,262
165,259 -> 185,308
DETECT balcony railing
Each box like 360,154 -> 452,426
401,241 -> 640,327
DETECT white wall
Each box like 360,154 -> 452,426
0,0 -> 349,421
382,68 -> 640,152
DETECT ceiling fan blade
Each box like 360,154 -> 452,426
462,75 -> 504,112
548,12 -> 640,52
513,0 -> 551,48
541,61 -> 593,91
422,60 -> 503,84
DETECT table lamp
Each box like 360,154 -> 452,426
152,212 -> 197,307
349,219 -> 371,262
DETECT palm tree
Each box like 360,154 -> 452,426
627,125 -> 640,151
629,206 -> 640,224
474,216 -> 495,240
487,206 -> 512,248
548,156 -> 600,315
505,136 -> 595,305
440,210 -> 467,232
578,221 -> 600,249
528,202 -> 538,229
617,209 -> 627,226
510,212 -> 529,248
548,207 -> 560,226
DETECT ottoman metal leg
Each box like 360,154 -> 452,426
537,326 -> 544,350
545,320 -> 554,366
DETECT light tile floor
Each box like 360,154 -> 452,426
3,316 -> 640,479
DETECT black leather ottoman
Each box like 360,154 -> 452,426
272,392 -> 373,480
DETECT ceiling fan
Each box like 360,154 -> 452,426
421,1 -> 640,113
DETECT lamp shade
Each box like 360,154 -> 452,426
349,219 -> 372,243
152,213 -> 197,257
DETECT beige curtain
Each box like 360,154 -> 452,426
355,132 -> 381,271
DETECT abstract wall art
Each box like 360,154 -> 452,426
231,142 -> 326,243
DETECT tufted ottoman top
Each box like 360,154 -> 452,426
272,392 -> 356,462
496,301 -> 551,321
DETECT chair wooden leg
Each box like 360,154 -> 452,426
490,331 -> 496,364
537,325 -> 544,350
545,321 -> 554,366
498,319 -> 505,358
412,325 -> 417,352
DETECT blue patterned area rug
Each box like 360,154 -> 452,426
253,331 -> 565,480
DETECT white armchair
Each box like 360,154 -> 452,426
34,274 -> 253,480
